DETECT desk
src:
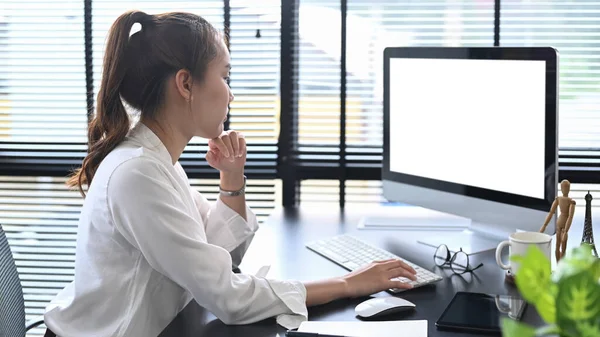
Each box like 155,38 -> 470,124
160,205 -> 596,337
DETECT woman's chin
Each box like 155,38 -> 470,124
195,125 -> 223,140
210,124 -> 224,139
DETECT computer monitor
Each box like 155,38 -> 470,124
379,47 -> 558,251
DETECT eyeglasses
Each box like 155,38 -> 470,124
434,244 -> 483,274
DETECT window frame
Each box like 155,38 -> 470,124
277,0 -> 600,207
0,0 -> 597,206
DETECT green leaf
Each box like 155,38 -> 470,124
553,244 -> 598,282
501,317 -> 536,337
511,245 -> 556,323
576,320 -> 600,337
534,325 -> 561,337
591,259 -> 600,282
556,269 -> 600,335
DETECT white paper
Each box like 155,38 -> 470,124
297,320 -> 427,337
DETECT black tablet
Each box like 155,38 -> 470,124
435,292 -> 527,335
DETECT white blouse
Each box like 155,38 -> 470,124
43,123 -> 308,337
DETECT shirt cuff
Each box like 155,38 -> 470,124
207,197 -> 259,252
266,279 -> 308,330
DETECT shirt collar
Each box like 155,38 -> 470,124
128,122 -> 173,165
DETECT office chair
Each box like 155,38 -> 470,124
0,224 -> 45,337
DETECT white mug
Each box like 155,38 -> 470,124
495,231 -> 552,275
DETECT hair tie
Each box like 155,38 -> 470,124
138,13 -> 155,28
129,13 -> 153,39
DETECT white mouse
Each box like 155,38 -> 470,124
354,297 -> 416,318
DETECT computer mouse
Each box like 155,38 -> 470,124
355,297 -> 416,318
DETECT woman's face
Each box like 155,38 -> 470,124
188,40 -> 234,139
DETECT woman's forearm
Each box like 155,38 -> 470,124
303,277 -> 350,307
219,171 -> 247,221
303,260 -> 417,307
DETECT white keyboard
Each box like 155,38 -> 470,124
306,234 -> 443,293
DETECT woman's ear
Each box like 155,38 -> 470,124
174,69 -> 193,102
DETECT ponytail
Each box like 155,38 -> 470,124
67,10 -> 151,197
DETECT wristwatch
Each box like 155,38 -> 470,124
219,175 -> 246,197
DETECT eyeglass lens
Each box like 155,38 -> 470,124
450,250 -> 469,274
434,244 -> 450,266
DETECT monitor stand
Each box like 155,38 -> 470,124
357,204 -> 471,231
358,204 -> 509,255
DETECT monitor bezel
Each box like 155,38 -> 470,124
382,46 -> 558,212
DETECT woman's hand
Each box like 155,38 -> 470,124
341,259 -> 417,298
206,130 -> 246,174
304,259 -> 418,307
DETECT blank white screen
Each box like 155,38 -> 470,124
389,58 -> 546,199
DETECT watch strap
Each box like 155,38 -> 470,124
219,175 -> 246,197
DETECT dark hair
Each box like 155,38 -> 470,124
67,10 -> 222,197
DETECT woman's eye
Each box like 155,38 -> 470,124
223,76 -> 230,82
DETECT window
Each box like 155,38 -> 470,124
298,0 -> 341,149
0,1 -> 87,335
0,0 -> 87,175
290,0 -> 600,206
501,1 -> 600,149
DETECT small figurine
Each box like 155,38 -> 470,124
581,191 -> 598,257
540,179 -> 576,262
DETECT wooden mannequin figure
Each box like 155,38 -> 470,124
540,179 -> 576,262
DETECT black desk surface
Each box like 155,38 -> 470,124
160,205 -> 594,337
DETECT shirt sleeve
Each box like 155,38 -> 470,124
190,188 -> 258,269
107,157 -> 307,328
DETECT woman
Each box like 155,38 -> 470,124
43,10 -> 417,337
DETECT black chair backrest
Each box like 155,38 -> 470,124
0,224 -> 26,337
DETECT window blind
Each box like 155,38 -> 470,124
228,0 -> 280,178
500,1 -> 600,149
300,180 -> 384,205
0,2 -> 86,335
297,0 -> 341,168
299,180 -> 600,207
0,0 -> 88,176
0,176 -> 81,337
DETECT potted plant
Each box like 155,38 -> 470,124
501,244 -> 600,337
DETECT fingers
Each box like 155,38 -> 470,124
229,131 -> 239,157
377,259 -> 417,275
210,131 -> 246,159
373,259 -> 395,264
238,134 -> 246,157
387,266 -> 418,281
210,137 -> 230,158
389,280 -> 414,290
205,150 -> 217,164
